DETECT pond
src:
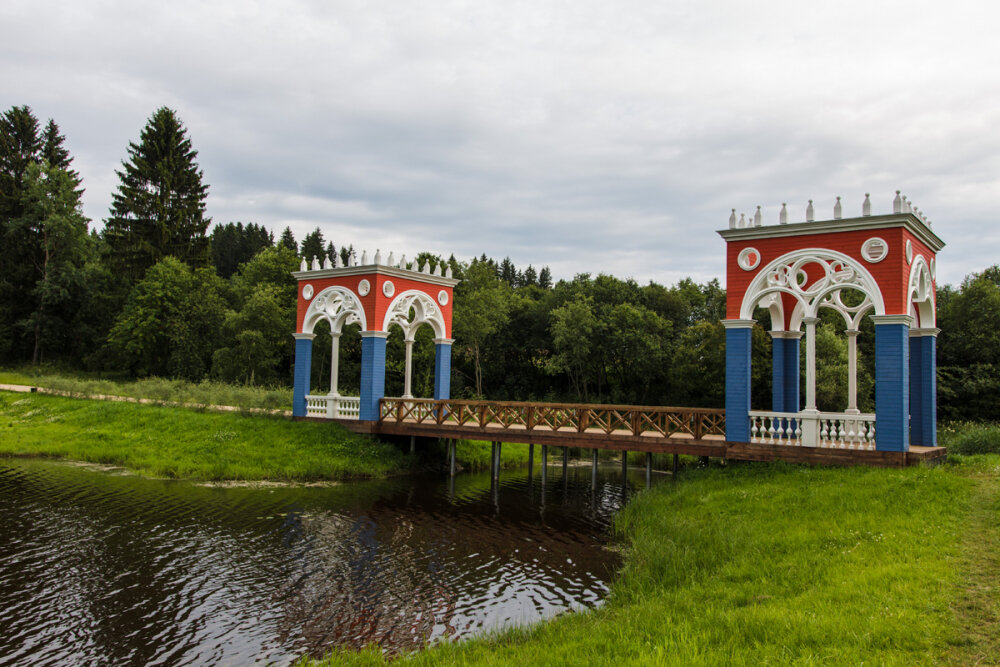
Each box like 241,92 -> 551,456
0,455 -> 655,664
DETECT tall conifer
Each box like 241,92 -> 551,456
104,107 -> 210,283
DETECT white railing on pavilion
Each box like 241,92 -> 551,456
306,395 -> 361,419
749,411 -> 876,450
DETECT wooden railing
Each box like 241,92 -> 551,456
378,398 -> 725,440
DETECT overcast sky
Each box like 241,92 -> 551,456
3,0 -> 997,287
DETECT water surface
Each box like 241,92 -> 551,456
0,457 -> 647,664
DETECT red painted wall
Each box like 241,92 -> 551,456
725,226 -> 936,320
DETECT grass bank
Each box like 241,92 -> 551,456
0,391 -> 406,481
310,456 -> 1000,666
0,367 -> 292,411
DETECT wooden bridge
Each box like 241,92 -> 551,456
320,398 -> 946,468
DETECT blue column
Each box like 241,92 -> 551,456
724,321 -> 754,443
359,332 -> 387,421
434,340 -> 453,400
909,335 -> 924,446
874,317 -> 911,452
771,335 -> 786,413
910,331 -> 938,447
783,334 -> 801,413
292,333 -> 314,417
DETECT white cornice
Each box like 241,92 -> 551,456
717,214 -> 945,253
721,319 -> 756,329
871,314 -> 915,327
292,264 -> 461,287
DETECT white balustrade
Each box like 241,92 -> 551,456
305,395 -> 361,419
749,411 -> 875,450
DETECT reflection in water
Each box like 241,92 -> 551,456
0,458 -> 644,665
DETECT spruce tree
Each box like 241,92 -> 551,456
299,227 -> 326,262
538,266 -> 553,289
278,226 -> 297,252
0,106 -> 84,362
104,107 -> 210,283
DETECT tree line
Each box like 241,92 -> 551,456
1,104 -> 997,421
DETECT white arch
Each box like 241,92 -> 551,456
740,248 -> 886,324
302,286 -> 367,334
382,290 -> 446,340
907,255 -> 935,328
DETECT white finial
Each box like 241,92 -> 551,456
738,213 -> 746,228
779,203 -> 788,224
310,256 -> 319,271
729,209 -> 737,229
834,196 -> 842,219
332,253 -> 339,268
893,190 -> 902,214
361,250 -> 369,264
387,251 -> 395,266
300,257 -> 307,271
374,249 -> 382,265
320,255 -> 328,270
806,200 -> 814,222
445,265 -> 453,278
863,193 -> 871,216
435,263 -> 444,276
399,253 -> 406,269
753,206 -> 762,227
424,262 -> 432,275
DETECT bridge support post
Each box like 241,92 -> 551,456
873,316 -> 912,452
723,320 -> 755,443
292,333 -> 314,417
621,450 -> 628,484
591,449 -> 598,490
449,439 -> 456,477
496,441 -> 502,479
528,443 -> 534,479
359,331 -> 388,421
910,328 -> 939,447
542,445 -> 548,484
645,452 -> 652,488
433,339 -> 453,400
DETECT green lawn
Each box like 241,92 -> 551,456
0,391 -> 406,480
310,456 -> 1000,666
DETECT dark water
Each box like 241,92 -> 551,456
0,457 -> 648,665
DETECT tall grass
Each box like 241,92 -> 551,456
0,392 -> 406,481
939,421 -> 1000,455
0,367 -> 292,411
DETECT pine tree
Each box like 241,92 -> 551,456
523,265 -> 538,286
299,227 -> 326,262
104,107 -> 211,283
278,226 -> 297,252
538,266 -> 553,289
325,240 -> 337,265
0,106 -> 84,362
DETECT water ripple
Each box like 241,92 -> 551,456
0,458 -> 631,664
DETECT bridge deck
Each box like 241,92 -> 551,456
314,398 -> 946,468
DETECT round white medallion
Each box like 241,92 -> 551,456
438,290 -> 449,306
930,257 -> 936,280
905,239 -> 913,264
861,237 -> 888,263
357,279 -> 370,296
302,284 -> 313,300
382,280 -> 395,297
737,247 -> 761,271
